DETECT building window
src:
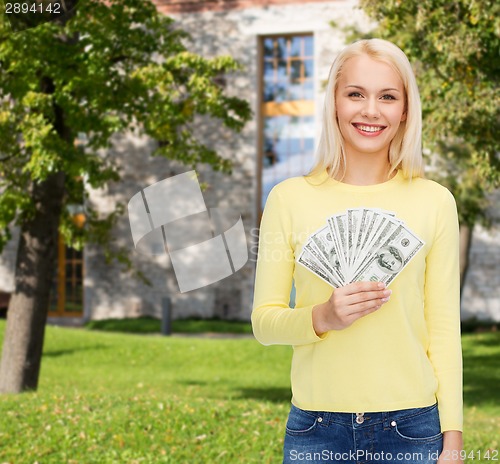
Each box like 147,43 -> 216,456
48,236 -> 84,317
259,34 -> 315,214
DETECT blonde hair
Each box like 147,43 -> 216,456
307,38 -> 423,182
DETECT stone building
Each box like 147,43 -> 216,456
0,0 -> 499,323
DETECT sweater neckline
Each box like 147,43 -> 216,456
309,168 -> 405,192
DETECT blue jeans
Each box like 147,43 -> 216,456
283,403 -> 443,463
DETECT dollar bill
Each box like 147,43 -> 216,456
304,242 -> 343,287
308,225 -> 345,284
351,224 -> 424,285
297,207 -> 424,288
354,213 -> 401,271
347,209 -> 361,270
297,247 -> 339,287
327,214 -> 350,280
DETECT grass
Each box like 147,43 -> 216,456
84,316 -> 253,335
84,316 -> 498,336
0,320 -> 499,463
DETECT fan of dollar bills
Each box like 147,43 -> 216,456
297,208 -> 425,288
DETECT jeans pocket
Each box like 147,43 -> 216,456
392,404 -> 443,444
285,405 -> 319,436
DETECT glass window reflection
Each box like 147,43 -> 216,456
262,36 -> 314,104
290,36 -> 302,57
262,115 -> 315,207
304,36 -> 313,56
261,35 -> 315,210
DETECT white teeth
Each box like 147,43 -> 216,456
356,124 -> 383,133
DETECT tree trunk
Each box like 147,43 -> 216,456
0,171 -> 66,393
459,223 -> 473,297
0,65 -> 71,394
0,59 -> 73,393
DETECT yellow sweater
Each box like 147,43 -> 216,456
251,169 -> 462,432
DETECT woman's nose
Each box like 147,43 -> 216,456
361,98 -> 380,119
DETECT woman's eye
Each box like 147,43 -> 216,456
348,92 -> 363,98
381,94 -> 396,100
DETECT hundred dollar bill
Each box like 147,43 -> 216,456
308,225 -> 345,285
347,209 -> 361,270
354,209 -> 378,269
299,208 -> 424,289
299,245 -> 331,278
352,208 -> 370,269
297,247 -> 338,287
304,241 -> 343,286
371,208 -> 397,218
354,213 -> 400,271
327,213 -> 349,280
351,224 -> 424,286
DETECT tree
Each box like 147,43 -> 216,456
0,0 -> 251,393
353,0 -> 500,291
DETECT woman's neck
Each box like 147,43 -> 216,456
337,157 -> 395,186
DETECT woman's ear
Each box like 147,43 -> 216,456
401,97 -> 408,122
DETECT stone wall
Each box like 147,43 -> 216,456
82,128 -> 256,321
154,0 -> 338,14
0,228 -> 18,294
461,190 -> 500,322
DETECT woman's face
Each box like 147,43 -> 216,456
335,55 -> 407,160
380,253 -> 398,270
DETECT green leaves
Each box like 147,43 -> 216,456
358,0 -> 499,225
0,0 -> 251,257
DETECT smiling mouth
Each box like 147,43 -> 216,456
352,123 -> 387,133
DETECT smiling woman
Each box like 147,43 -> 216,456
310,39 -> 423,187
252,39 -> 463,464
334,55 -> 407,179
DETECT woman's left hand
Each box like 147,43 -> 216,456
438,430 -> 464,464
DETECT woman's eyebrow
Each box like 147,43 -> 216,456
345,85 -> 402,93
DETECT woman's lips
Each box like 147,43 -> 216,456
352,123 -> 387,137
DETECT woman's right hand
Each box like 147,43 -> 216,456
312,281 -> 392,334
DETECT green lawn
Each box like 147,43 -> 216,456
85,316 -> 254,335
0,320 -> 498,463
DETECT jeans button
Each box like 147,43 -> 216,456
356,412 -> 364,424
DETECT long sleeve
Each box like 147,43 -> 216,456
251,186 -> 326,346
423,188 -> 463,432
